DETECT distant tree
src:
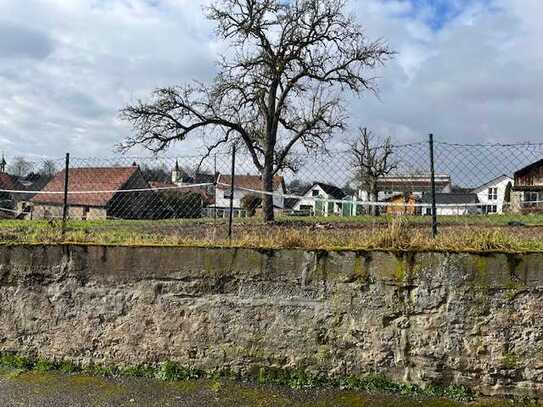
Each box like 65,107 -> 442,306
119,0 -> 392,222
140,164 -> 171,183
503,181 -> 513,212
241,193 -> 262,217
160,191 -> 204,219
39,160 -> 57,178
287,179 -> 310,196
342,182 -> 357,197
9,157 -> 33,178
348,128 -> 397,216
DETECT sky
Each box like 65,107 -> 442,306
0,0 -> 541,160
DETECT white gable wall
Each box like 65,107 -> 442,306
293,185 -> 344,215
215,186 -> 284,209
474,176 -> 512,214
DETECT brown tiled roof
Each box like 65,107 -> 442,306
31,167 -> 141,207
515,158 -> 543,178
217,174 -> 284,191
0,173 -> 23,191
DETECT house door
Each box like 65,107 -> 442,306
315,200 -> 325,216
327,201 -> 334,215
342,201 -> 352,217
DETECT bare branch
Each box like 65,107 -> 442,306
120,0 -> 393,221
348,128 -> 397,216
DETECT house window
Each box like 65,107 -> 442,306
82,206 -> 90,220
488,187 -> 498,201
224,191 -> 232,199
486,205 -> 498,214
312,190 -> 320,197
524,191 -> 539,207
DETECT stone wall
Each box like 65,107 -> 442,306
0,245 -> 542,396
31,204 -> 107,220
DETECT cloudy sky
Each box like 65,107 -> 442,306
0,0 -> 541,159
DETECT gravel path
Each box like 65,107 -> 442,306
0,369 -> 514,407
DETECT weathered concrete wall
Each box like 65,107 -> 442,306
0,245 -> 542,396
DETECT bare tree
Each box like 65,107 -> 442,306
120,0 -> 392,222
39,160 -> 57,178
349,128 -> 396,216
9,157 -> 33,178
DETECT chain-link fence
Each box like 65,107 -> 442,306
1,138 -> 543,243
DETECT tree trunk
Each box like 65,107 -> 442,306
261,155 -> 275,222
370,189 -> 379,217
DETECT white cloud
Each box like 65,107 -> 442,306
0,0 -> 541,161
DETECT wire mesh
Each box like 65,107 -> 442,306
0,140 -> 543,242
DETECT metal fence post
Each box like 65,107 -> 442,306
228,145 -> 236,240
428,134 -> 438,238
213,153 -> 218,226
62,153 -> 70,235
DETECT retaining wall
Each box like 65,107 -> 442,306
1,245 -> 542,396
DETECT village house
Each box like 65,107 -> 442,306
511,159 -> 543,213
0,156 -> 33,217
170,160 -> 216,195
31,165 -> 157,220
292,182 -> 348,216
471,175 -> 513,214
0,172 -> 28,217
358,174 -> 452,202
382,193 -> 421,216
214,174 -> 285,215
148,180 -> 214,218
421,193 -> 481,216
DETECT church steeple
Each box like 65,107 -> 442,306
172,159 -> 180,183
0,153 -> 6,173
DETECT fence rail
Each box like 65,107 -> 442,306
1,138 -> 543,241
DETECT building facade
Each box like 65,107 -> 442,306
292,183 -> 348,216
31,166 -> 156,220
511,159 -> 543,213
215,174 -> 285,211
471,175 -> 513,214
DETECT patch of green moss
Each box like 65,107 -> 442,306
156,361 -> 203,381
0,353 -> 33,370
474,256 -> 489,280
59,360 -> 79,374
394,257 -> 407,282
35,357 -> 56,372
501,353 -> 521,369
1,352 -> 540,405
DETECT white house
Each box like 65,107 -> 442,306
292,182 -> 347,216
422,193 -> 481,216
471,175 -> 513,214
215,174 -> 285,210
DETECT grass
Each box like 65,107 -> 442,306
0,216 -> 543,253
278,213 -> 543,226
0,352 -> 474,402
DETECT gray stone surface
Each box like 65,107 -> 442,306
0,245 -> 542,397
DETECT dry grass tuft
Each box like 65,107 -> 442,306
0,218 -> 542,253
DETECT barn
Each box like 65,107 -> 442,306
31,166 -> 157,220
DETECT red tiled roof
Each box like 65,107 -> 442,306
217,174 -> 284,192
0,173 -> 22,191
31,167 -> 141,207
